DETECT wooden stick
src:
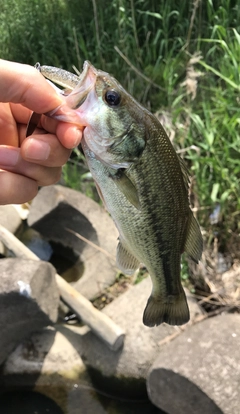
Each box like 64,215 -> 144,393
0,225 -> 125,351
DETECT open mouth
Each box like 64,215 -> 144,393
26,61 -> 99,137
64,61 -> 97,110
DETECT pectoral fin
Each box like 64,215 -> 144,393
116,241 -> 140,275
184,213 -> 203,263
94,182 -> 106,207
111,171 -> 140,210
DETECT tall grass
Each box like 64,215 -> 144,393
181,25 -> 240,244
0,0 -> 239,247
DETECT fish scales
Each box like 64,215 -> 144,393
82,113 -> 195,327
30,61 -> 203,327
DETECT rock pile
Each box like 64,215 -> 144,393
0,186 -> 239,414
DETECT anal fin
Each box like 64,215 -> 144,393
116,241 -> 140,275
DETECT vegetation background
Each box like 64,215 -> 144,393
1,0 -> 239,272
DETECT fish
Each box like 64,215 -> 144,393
29,62 -> 203,327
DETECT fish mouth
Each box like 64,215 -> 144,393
67,61 -> 98,109
26,61 -> 99,137
79,61 -> 98,83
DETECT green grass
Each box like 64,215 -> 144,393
181,25 -> 240,243
1,0 -> 239,251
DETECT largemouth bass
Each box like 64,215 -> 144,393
30,62 -> 203,327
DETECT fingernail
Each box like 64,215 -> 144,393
24,139 -> 51,160
0,147 -> 20,166
72,127 -> 83,147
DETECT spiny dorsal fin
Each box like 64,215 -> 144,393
116,241 -> 140,275
184,213 -> 203,263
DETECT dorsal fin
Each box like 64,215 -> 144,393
184,213 -> 203,263
177,154 -> 190,193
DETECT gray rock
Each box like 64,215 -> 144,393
0,205 -> 22,234
62,277 -> 203,398
3,284 -> 201,413
2,326 -> 107,414
2,327 -> 86,383
0,241 -> 4,256
0,205 -> 22,255
27,185 -> 118,299
0,258 -> 59,365
147,313 -> 240,414
65,387 -> 108,414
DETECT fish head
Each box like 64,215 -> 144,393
68,61 -> 146,168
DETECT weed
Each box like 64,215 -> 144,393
1,0 -> 239,252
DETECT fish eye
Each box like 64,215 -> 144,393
105,89 -> 121,106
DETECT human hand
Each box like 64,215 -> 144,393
0,59 -> 83,205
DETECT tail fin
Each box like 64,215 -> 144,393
143,290 -> 190,327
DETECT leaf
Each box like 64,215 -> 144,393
211,183 -> 220,202
205,131 -> 214,147
137,10 -> 162,19
198,60 -> 240,91
221,190 -> 230,202
233,28 -> 240,45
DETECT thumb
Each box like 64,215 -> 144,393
0,59 -> 63,113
